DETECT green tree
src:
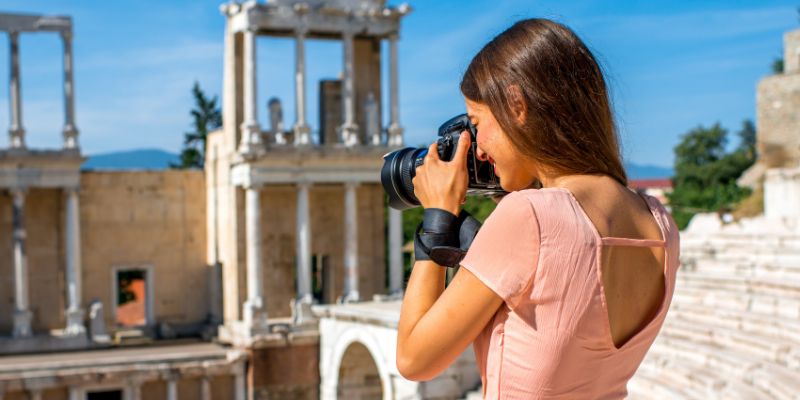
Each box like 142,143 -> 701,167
772,57 -> 784,74
668,121 -> 756,229
172,82 -> 222,169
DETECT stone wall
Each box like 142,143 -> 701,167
261,183 -> 387,318
784,29 -> 800,74
0,189 -> 67,333
250,342 -> 320,399
756,72 -> 800,168
80,171 -> 208,331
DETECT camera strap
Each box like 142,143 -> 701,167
414,209 -> 482,268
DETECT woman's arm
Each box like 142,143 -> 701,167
396,260 -> 503,381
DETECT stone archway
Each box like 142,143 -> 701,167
337,341 -> 384,399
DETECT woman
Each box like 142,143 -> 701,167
396,19 -> 680,398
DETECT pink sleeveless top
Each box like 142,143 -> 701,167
460,188 -> 680,399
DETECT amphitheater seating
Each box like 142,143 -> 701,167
628,220 -> 800,399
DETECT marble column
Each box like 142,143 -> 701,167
243,185 -> 268,332
64,188 -> 85,335
11,189 -> 31,338
293,28 -> 311,146
8,31 -> 25,149
167,378 -> 177,400
339,31 -> 359,147
234,363 -> 246,400
201,376 -> 211,400
387,33 -> 404,146
388,207 -> 404,296
296,183 -> 312,303
126,380 -> 142,400
61,30 -> 79,149
239,29 -> 262,154
342,182 -> 359,302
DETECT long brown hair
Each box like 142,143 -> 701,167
460,19 -> 627,186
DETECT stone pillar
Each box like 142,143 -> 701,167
243,185 -> 268,332
387,33 -> 404,146
388,207 -> 404,296
234,363 -> 246,400
296,182 -> 312,302
29,390 -> 41,400
126,380 -> 142,400
167,378 -> 178,400
341,182 -> 359,302
339,31 -> 359,147
239,29 -> 262,154
293,28 -> 311,146
11,189 -> 31,338
8,31 -> 25,149
64,188 -> 85,335
61,30 -> 79,149
68,387 -> 79,400
201,376 -> 211,400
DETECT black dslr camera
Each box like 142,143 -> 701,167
381,114 -> 506,210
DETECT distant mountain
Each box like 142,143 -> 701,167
82,148 -> 673,179
82,149 -> 181,170
625,163 -> 673,180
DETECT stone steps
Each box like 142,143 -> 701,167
669,302 -> 800,354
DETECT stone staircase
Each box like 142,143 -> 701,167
628,214 -> 800,399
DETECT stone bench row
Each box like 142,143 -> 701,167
662,317 -> 796,367
630,358 -> 768,399
681,233 -> 800,249
669,300 -> 800,351
674,278 -> 800,319
643,336 -> 800,399
681,258 -> 800,282
677,271 -> 800,300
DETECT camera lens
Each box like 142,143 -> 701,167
381,147 -> 427,210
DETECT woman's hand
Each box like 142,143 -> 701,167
412,131 -> 471,215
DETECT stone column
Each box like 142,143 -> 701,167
11,189 -> 31,338
68,387 -> 79,400
8,31 -> 25,149
167,378 -> 177,400
296,182 -> 313,303
388,207 -> 404,296
239,29 -> 262,154
126,380 -> 142,400
341,182 -> 359,302
234,363 -> 246,400
201,376 -> 211,400
29,390 -> 41,400
243,185 -> 268,332
339,31 -> 359,147
293,28 -> 311,146
64,188 -> 85,335
387,33 -> 404,146
61,30 -> 79,149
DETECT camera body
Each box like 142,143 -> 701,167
381,113 -> 506,210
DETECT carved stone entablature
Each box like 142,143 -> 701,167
0,149 -> 83,189
0,12 -> 72,34
230,146 -> 385,186
268,0 -> 387,12
225,0 -> 410,38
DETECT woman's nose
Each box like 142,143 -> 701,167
475,146 -> 489,161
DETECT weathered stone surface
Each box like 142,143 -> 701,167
250,342 -> 320,400
79,171 -> 208,331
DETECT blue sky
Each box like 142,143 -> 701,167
0,0 -> 797,167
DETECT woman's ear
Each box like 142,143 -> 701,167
507,85 -> 526,125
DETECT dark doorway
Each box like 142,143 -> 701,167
87,389 -> 123,400
312,254 -> 333,303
